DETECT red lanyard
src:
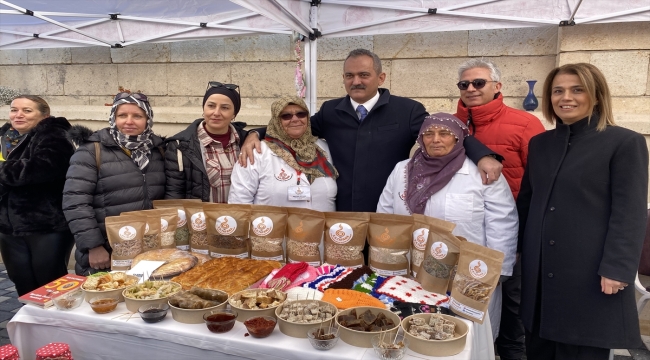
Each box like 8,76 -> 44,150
296,170 -> 301,185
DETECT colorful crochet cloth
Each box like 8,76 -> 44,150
390,300 -> 452,320
376,276 -> 449,306
302,265 -> 347,290
327,266 -> 374,290
286,287 -> 323,301
352,273 -> 395,308
321,288 -> 386,310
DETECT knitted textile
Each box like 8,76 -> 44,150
302,265 -> 347,290
0,345 -> 19,360
267,262 -> 308,291
327,266 -> 374,290
286,287 -> 323,301
36,343 -> 72,360
322,288 -> 386,310
259,265 -> 320,290
376,276 -> 449,305
390,300 -> 452,320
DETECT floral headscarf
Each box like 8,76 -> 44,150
406,113 -> 469,214
108,95 -> 154,170
264,95 -> 338,180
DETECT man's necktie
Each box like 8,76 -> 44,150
357,105 -> 368,122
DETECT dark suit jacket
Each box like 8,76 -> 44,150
517,114 -> 648,349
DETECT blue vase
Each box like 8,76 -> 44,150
523,80 -> 538,111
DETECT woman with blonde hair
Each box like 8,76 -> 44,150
0,95 -> 75,295
518,63 -> 647,359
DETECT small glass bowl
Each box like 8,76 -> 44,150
138,303 -> 169,323
371,333 -> 409,360
52,290 -> 84,311
88,295 -> 119,314
243,316 -> 277,338
203,309 -> 238,333
307,326 -> 339,351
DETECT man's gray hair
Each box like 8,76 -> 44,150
458,58 -> 501,82
345,49 -> 382,75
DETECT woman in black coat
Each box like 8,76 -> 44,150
0,95 -> 75,296
165,82 -> 247,202
517,63 -> 648,359
63,93 -> 166,275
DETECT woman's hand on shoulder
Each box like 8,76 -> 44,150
601,276 -> 628,295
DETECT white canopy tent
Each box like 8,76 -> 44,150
1,0 -> 649,112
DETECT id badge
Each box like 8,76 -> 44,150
288,185 -> 311,201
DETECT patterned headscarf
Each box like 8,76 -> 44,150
265,95 -> 338,180
108,95 -> 154,170
406,113 -> 469,214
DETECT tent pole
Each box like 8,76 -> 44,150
270,0 -> 313,35
580,6 -> 650,23
0,0 -> 113,46
309,3 -> 318,114
0,17 -> 111,48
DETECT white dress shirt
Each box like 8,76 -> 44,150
350,91 -> 380,120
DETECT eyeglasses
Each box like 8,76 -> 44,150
114,92 -> 148,103
279,111 -> 309,121
456,79 -> 497,91
207,81 -> 239,91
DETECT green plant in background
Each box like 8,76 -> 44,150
0,86 -> 21,105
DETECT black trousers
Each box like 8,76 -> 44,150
0,231 -> 75,296
525,325 -> 610,360
495,258 -> 525,359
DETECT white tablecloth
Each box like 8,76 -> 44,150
8,302 -> 494,360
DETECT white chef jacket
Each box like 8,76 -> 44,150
376,157 -> 518,277
228,139 -> 337,212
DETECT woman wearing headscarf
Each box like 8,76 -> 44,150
517,63 -> 648,359
0,95 -> 75,296
377,112 -> 518,339
165,81 -> 247,202
63,92 -> 166,275
228,95 -> 337,211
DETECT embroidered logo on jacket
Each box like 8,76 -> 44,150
275,168 -> 293,181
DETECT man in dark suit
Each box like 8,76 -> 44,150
240,49 -> 502,212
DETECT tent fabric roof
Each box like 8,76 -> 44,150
1,0 -> 648,49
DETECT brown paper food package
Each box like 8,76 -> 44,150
367,213 -> 414,276
203,203 -> 251,259
153,199 -> 201,251
249,205 -> 287,262
105,215 -> 147,271
449,241 -> 504,324
185,203 -> 208,256
121,209 -> 167,252
416,218 -> 460,295
286,207 -> 325,266
323,212 -> 369,268
411,215 -> 456,277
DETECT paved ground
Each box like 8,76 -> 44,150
0,263 -> 23,347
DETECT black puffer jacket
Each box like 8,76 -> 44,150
165,118 -> 247,201
0,117 -> 74,236
63,126 -> 166,275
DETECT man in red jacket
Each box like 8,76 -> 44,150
454,58 -> 545,360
